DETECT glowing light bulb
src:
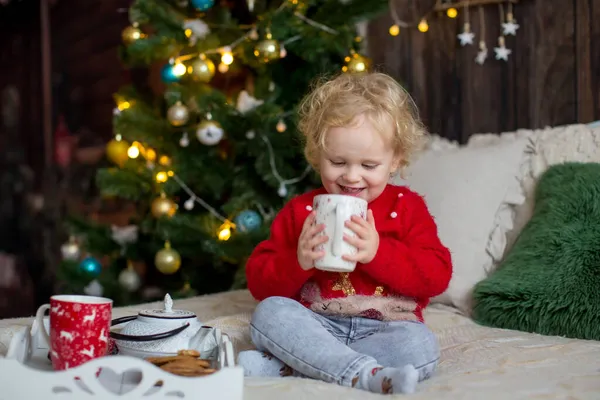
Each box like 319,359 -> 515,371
173,62 -> 187,77
155,171 -> 168,183
418,19 -> 429,33
389,24 -> 400,36
221,47 -> 234,65
127,145 -> 140,159
447,8 -> 458,18
276,119 -> 287,132
218,223 -> 232,241
218,62 -> 229,73
145,148 -> 156,162
158,155 -> 171,166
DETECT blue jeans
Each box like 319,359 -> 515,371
249,296 -> 440,387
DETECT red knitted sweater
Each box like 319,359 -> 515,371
246,185 -> 452,322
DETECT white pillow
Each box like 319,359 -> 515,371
392,133 -> 530,315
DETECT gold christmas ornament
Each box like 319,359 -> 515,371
167,101 -> 189,126
188,55 -> 215,83
254,32 -> 280,63
106,137 -> 130,167
342,52 -> 371,74
155,241 -> 181,275
122,23 -> 145,45
151,192 -> 177,218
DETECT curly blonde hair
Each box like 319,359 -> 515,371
297,72 -> 427,173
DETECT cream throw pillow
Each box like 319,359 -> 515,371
393,133 -> 530,315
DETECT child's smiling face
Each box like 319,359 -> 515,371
318,114 -> 400,203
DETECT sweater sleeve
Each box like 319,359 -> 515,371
245,200 -> 315,301
362,192 -> 452,299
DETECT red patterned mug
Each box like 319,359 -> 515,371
35,295 -> 113,370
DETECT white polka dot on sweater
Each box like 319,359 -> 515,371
306,205 -> 313,211
390,212 -> 398,218
398,193 -> 404,198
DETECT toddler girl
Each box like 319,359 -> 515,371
238,72 -> 452,395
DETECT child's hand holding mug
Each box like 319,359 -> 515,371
297,211 -> 328,270
342,209 -> 379,264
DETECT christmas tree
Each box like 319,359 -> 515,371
57,0 -> 387,306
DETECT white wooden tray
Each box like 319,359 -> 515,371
0,319 -> 244,399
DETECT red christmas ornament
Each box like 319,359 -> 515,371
54,115 -> 73,168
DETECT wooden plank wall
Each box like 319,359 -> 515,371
0,1 -> 43,176
49,0 -> 131,139
367,0 -> 600,143
0,0 -> 131,177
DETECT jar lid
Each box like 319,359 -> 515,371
138,294 -> 196,319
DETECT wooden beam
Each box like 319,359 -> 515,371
434,0 -> 518,11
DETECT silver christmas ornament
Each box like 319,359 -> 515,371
196,120 -> 224,146
119,266 -> 141,292
61,236 -> 81,261
180,132 -> 190,147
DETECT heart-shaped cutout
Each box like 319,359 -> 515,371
72,367 -> 148,396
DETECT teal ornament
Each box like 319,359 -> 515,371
79,256 -> 102,277
161,63 -> 182,84
190,0 -> 214,11
234,210 -> 262,233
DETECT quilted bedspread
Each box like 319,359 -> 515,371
1,290 -> 599,399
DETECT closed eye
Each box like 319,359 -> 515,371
329,160 -> 345,166
362,164 -> 378,170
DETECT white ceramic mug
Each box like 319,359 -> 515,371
313,194 -> 368,272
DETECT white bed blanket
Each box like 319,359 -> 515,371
1,290 -> 599,399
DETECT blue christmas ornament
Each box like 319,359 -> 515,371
161,63 -> 183,84
234,210 -> 262,233
190,0 -> 214,11
79,256 -> 102,277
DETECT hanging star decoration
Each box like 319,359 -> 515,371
457,23 -> 475,46
502,20 -> 519,36
494,45 -> 511,61
494,36 -> 511,61
475,41 -> 488,65
457,30 -> 475,46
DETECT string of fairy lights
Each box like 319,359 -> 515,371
387,0 -> 519,64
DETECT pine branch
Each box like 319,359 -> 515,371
96,167 -> 154,201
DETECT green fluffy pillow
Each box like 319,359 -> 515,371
472,162 -> 600,340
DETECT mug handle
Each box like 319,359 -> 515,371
332,202 -> 349,257
34,304 -> 51,349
